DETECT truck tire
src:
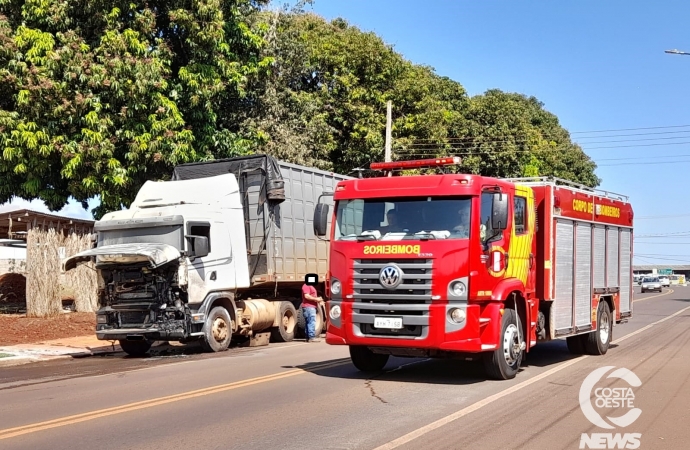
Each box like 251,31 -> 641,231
270,301 -> 297,342
201,306 -> 232,352
584,301 -> 612,355
349,346 -> 389,372
566,334 -> 586,354
483,308 -> 524,380
119,339 -> 152,357
296,307 -> 305,339
296,306 -> 324,339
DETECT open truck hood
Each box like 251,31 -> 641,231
64,243 -> 181,271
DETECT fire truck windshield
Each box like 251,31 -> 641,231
334,197 -> 471,241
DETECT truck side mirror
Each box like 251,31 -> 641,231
314,203 -> 329,236
492,193 -> 509,230
188,236 -> 210,258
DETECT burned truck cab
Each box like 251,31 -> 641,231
64,173 -> 249,356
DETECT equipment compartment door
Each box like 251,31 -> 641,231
619,229 -> 632,315
575,223 -> 592,327
554,219 -> 574,331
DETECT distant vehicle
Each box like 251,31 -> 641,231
657,276 -> 671,287
669,274 -> 686,285
641,277 -> 662,293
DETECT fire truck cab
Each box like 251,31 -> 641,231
314,158 -> 633,380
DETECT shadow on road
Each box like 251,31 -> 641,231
284,339 -> 582,385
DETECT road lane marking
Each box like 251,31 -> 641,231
372,303 -> 690,450
633,288 -> 673,303
0,359 -> 350,440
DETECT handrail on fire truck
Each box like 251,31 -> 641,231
502,176 -> 629,203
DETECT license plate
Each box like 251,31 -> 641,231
374,317 -> 403,329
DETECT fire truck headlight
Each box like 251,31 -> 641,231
330,279 -> 341,296
449,308 -> 466,323
449,281 -> 466,297
330,304 -> 341,320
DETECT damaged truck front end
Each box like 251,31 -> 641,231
64,216 -> 202,355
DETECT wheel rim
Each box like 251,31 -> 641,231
503,324 -> 521,366
282,310 -> 296,334
599,309 -> 610,344
212,317 -> 229,343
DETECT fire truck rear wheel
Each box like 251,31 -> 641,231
349,346 -> 389,372
584,301 -> 612,355
201,306 -> 232,352
483,308 -> 523,380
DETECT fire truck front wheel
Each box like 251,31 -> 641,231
483,308 -> 524,380
349,346 -> 389,372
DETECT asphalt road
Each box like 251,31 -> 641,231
0,286 -> 688,450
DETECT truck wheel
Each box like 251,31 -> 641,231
296,307 -> 305,339
349,346 -> 389,372
295,306 -> 324,338
584,301 -> 612,355
119,340 -> 152,357
483,308 -> 524,380
270,302 -> 297,342
201,306 -> 232,352
315,306 -> 325,335
566,334 -> 586,355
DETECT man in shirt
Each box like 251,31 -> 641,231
302,274 -> 324,342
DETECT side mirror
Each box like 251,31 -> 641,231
491,192 -> 509,230
188,236 -> 210,258
314,203 -> 329,236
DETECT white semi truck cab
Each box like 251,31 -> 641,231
65,155 -> 350,356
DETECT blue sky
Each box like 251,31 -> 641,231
4,0 -> 690,266
306,0 -> 690,266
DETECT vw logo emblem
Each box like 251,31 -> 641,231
379,265 -> 402,290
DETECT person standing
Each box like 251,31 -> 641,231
302,277 -> 324,342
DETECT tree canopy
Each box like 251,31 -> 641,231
0,2 -> 600,218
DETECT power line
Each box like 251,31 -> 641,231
398,140 -> 690,151
635,213 -> 690,219
404,125 -> 690,142
570,124 -> 690,134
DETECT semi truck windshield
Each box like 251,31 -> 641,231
335,197 -> 471,241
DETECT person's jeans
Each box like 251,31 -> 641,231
303,306 -> 317,340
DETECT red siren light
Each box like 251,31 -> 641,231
370,157 -> 461,171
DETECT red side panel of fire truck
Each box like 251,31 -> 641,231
510,178 -> 634,339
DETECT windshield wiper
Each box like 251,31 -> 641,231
413,232 -> 436,240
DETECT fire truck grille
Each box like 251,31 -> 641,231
352,259 -> 432,304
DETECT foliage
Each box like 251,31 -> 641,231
0,0 -> 270,218
0,2 -> 600,218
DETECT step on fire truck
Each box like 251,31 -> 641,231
313,157 -> 633,380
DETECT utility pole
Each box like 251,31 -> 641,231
385,101 -> 392,162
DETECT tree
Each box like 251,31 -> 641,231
0,0 -> 271,218
393,89 -> 600,187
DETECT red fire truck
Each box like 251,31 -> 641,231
313,157 -> 634,380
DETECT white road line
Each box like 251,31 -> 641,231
371,303 -> 690,450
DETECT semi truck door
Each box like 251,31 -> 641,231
186,221 -> 233,304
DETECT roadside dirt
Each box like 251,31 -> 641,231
0,312 -> 96,346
